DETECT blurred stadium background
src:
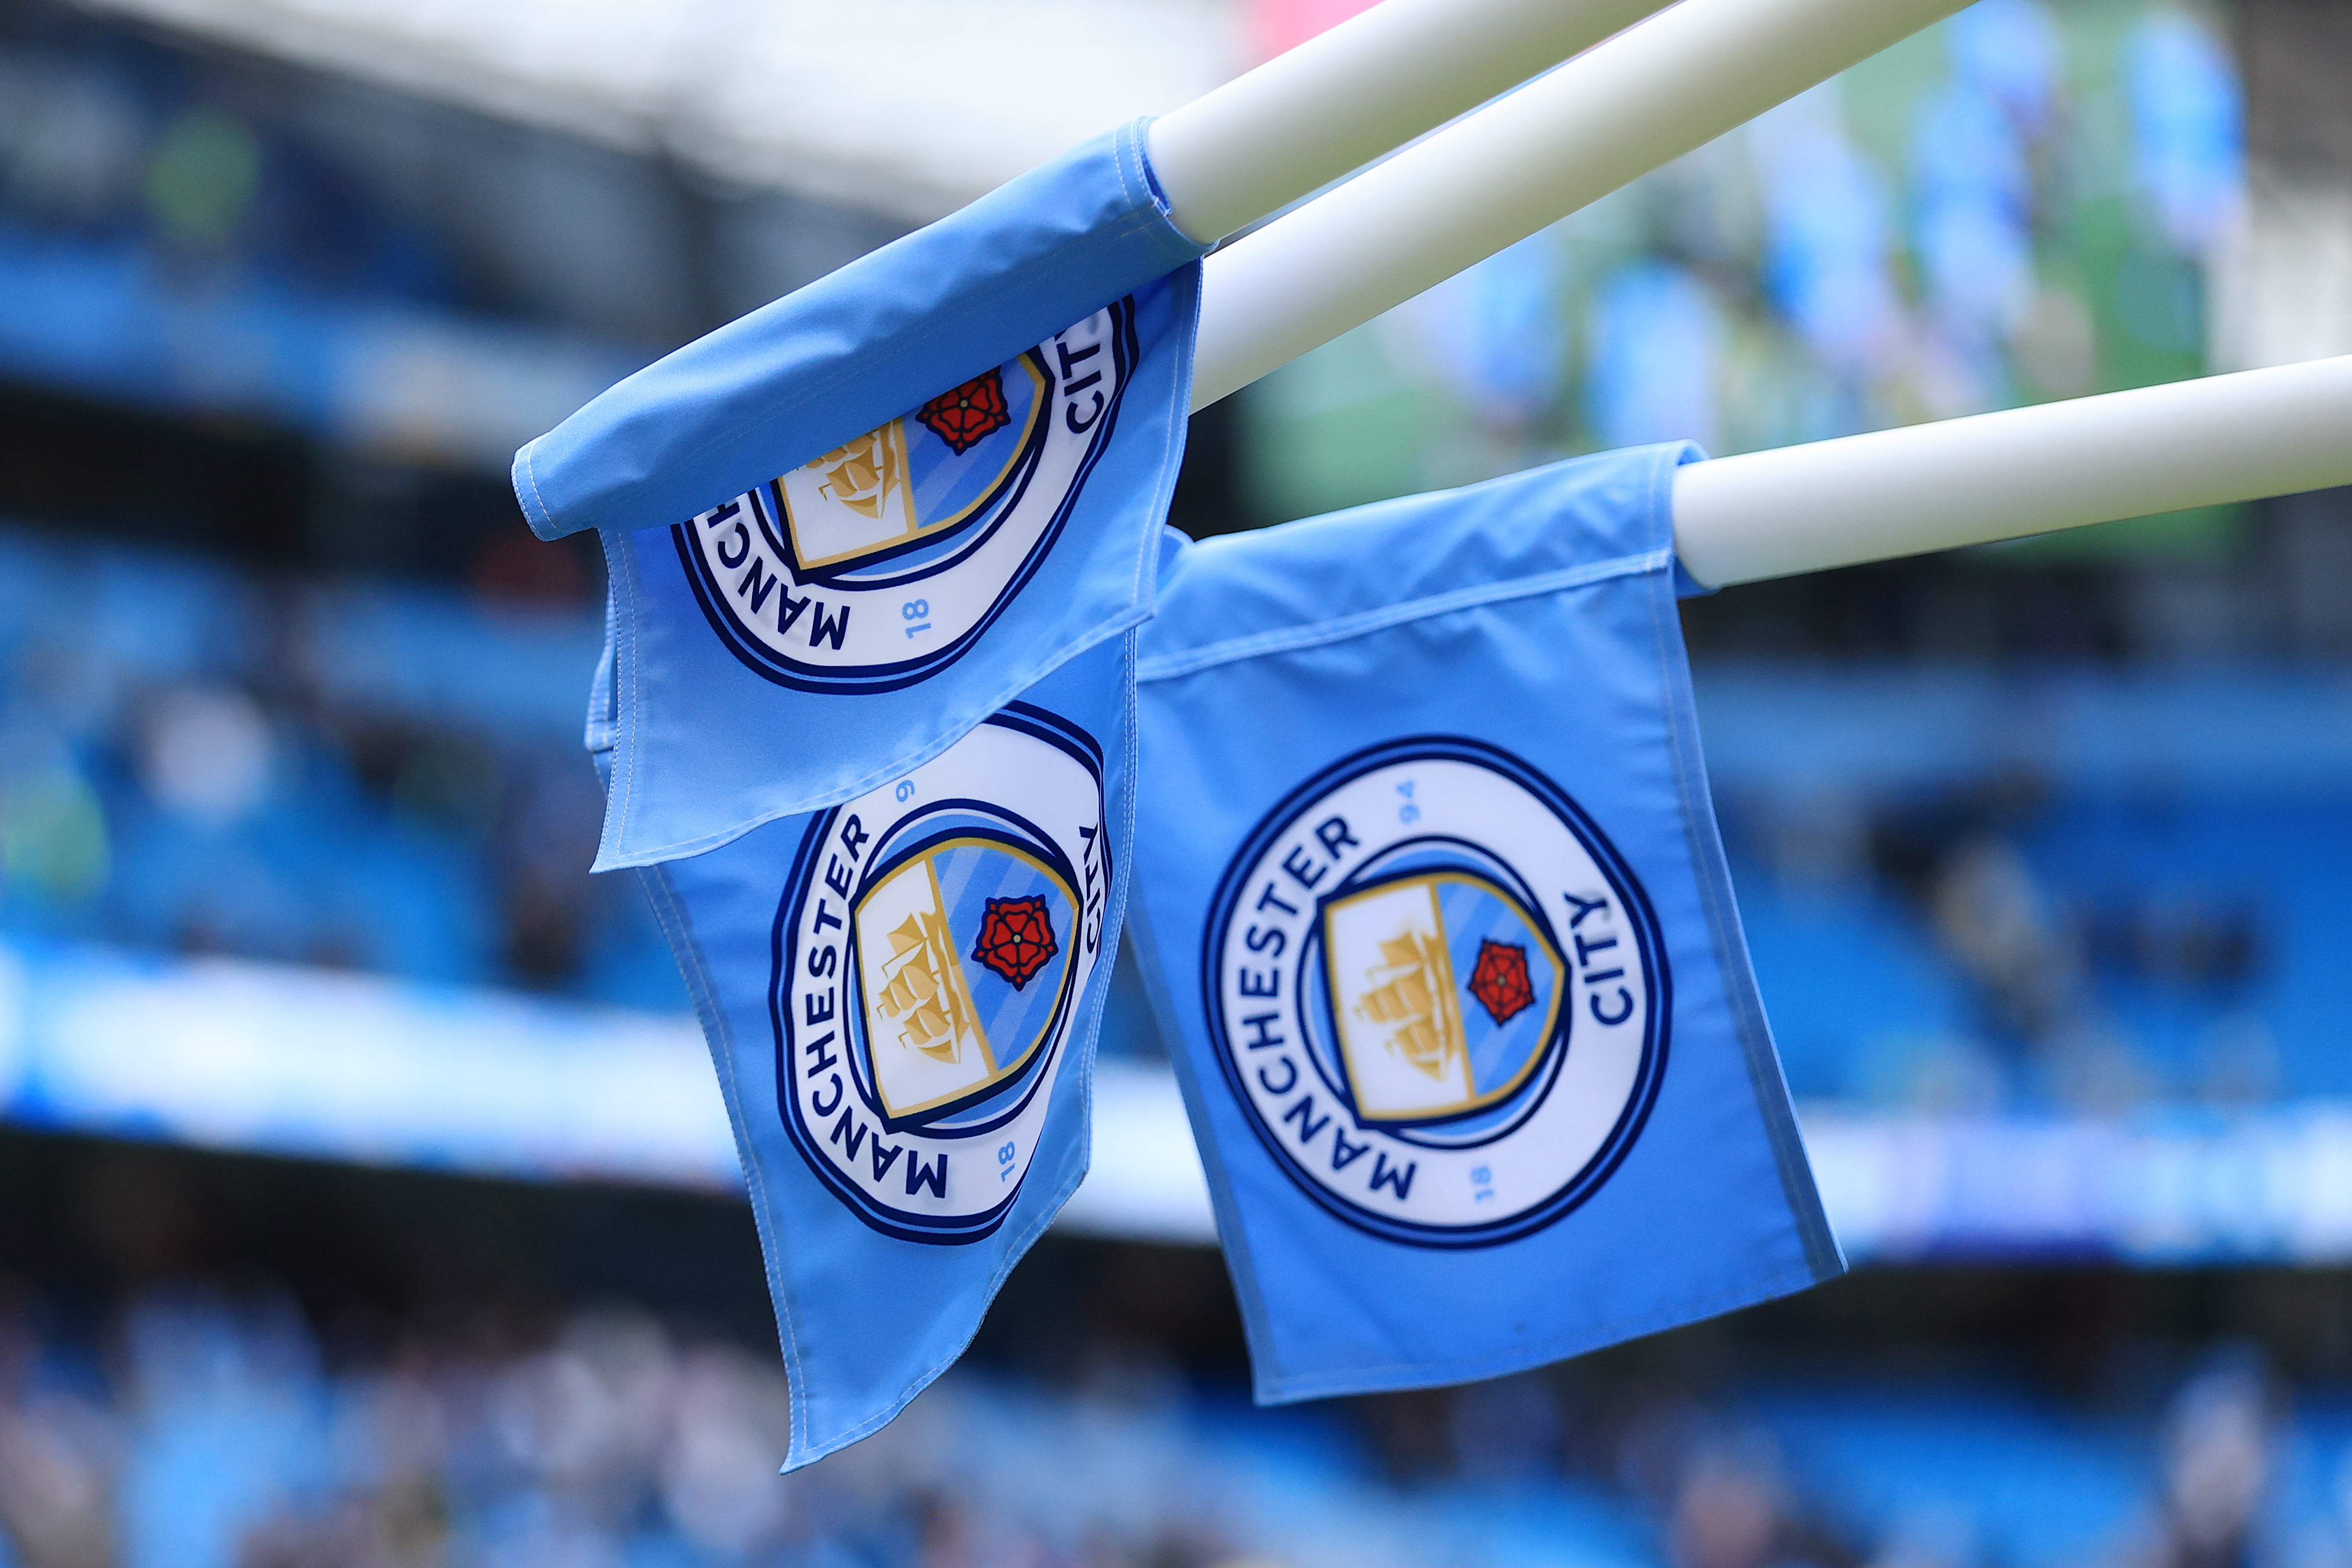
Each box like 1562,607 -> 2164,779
1,0 -> 2350,1563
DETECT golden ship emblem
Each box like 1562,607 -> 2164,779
771,357 -> 1048,572
811,426 -> 912,525
853,837 -> 1077,1121
777,422 -> 919,569
873,905 -> 979,1064
1354,929 -> 1467,1082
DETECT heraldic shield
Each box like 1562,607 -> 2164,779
1317,870 -> 1567,1126
775,358 -> 1049,575
667,300 -> 1148,705
851,833 -> 1078,1125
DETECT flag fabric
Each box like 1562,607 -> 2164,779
1124,444 -> 1843,1403
602,630 -> 1136,1469
547,117 -> 1201,1464
521,119 -> 1205,869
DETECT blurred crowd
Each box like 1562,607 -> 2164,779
1722,764 -> 2347,1113
2,1276 -> 2350,1568
0,521 -> 677,1010
5,510 -> 2352,1119
1252,0 -> 2246,526
0,6 -> 2345,1566
0,23 -> 461,313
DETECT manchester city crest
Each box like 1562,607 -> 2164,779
1202,737 -> 1667,1248
774,704 -> 1111,1243
675,301 -> 1140,694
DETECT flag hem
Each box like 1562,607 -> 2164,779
633,634 -> 1144,1470
631,856 -> 816,1454
1133,547 -> 1676,685
1135,440 -> 1844,1407
1242,1261 -> 1836,1403
511,119 -> 1205,543
586,265 -> 1202,873
1642,503 -> 1849,1287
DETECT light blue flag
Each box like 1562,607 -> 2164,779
1125,445 -> 1844,1403
600,632 -> 1133,1467
523,119 -> 1204,868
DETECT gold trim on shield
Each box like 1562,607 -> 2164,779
872,857 -> 983,1067
779,356 -> 1050,571
854,836 -> 1078,1121
1322,871 -> 1566,1122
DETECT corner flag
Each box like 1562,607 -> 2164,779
520,120 -> 1204,868
1126,445 -> 1843,1402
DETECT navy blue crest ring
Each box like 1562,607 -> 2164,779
675,300 -> 1139,694
774,704 -> 1112,1243
1202,737 -> 1668,1248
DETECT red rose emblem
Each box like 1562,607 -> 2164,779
916,369 -> 1013,455
1467,938 -> 1535,1025
971,894 -> 1058,990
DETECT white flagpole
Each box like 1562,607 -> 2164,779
1179,0 -> 2352,581
1187,0 -> 1976,410
1146,0 -> 1673,245
1672,357 -> 2352,587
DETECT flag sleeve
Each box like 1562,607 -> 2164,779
514,119 -> 1203,543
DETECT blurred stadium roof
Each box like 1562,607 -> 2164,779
69,0 -> 1247,221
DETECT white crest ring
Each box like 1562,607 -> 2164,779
1202,737 -> 1667,1247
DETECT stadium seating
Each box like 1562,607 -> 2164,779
9,1278 -> 2350,1568
6,523 -> 2352,1113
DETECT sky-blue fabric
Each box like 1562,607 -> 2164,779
589,258 -> 1192,867
513,118 -> 1203,869
512,120 -> 1204,543
1126,445 -> 1844,1403
614,636 -> 1135,1470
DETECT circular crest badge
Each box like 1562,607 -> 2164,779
676,301 -> 1139,694
1202,737 -> 1668,1248
775,704 -> 1112,1243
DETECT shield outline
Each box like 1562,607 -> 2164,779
1317,866 -> 1567,1128
1199,734 -> 1671,1250
775,354 -> 1050,574
673,301 -> 1142,696
847,830 -> 1079,1126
